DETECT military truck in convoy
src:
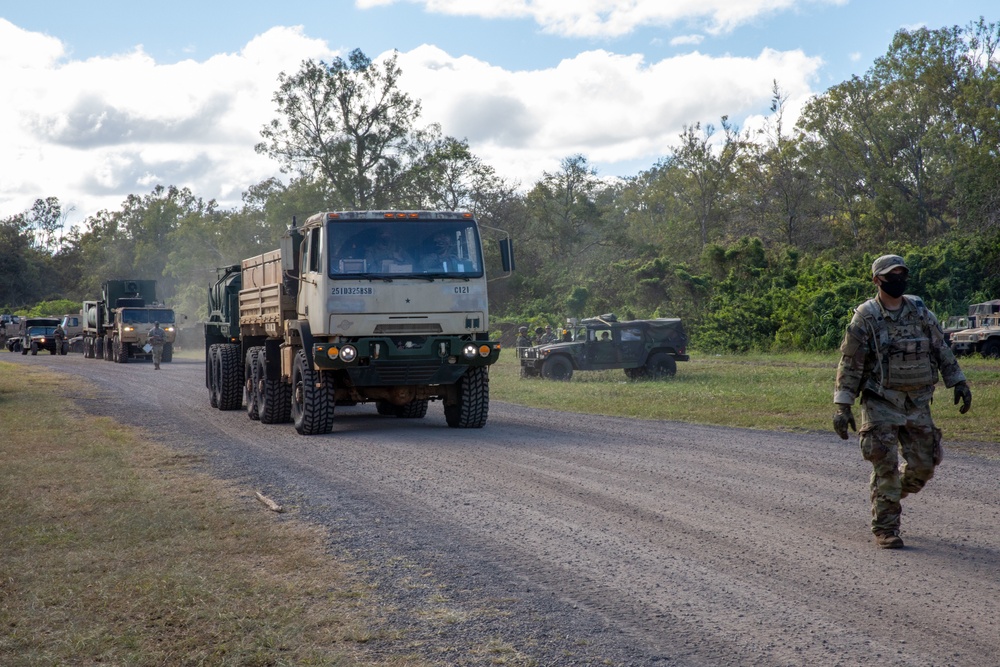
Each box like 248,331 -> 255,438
518,314 -> 689,381
205,210 -> 513,435
82,279 -> 178,363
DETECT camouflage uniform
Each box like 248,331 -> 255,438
835,293 -> 966,537
148,323 -> 166,370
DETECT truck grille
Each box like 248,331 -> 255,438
373,323 -> 443,334
372,362 -> 442,384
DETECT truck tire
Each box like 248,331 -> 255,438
445,366 -> 489,428
61,342 -> 69,355
161,342 -> 173,363
291,349 -> 335,435
541,356 -> 573,381
115,340 -> 129,364
208,345 -> 220,408
214,344 -> 243,410
982,339 -> 1000,359
245,347 -> 260,420
95,337 -> 104,360
395,399 -> 429,418
375,400 -> 396,416
257,349 -> 292,424
104,336 -> 113,361
647,352 -> 677,378
29,342 -> 36,355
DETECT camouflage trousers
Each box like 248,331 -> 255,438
151,345 -> 164,367
859,395 -> 943,534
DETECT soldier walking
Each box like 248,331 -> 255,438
833,254 -> 972,549
148,321 -> 166,370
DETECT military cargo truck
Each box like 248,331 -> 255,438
205,210 -> 513,435
519,314 -> 689,381
59,312 -> 84,353
82,280 -> 177,362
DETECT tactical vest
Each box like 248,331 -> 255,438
856,296 -> 935,394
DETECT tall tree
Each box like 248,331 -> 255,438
256,49 -> 421,209
664,118 -> 743,249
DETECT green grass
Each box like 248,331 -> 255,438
490,350 -> 1000,445
0,361 -> 427,667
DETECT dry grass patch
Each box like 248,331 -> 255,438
0,362 -> 426,666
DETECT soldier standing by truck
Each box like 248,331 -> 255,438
833,254 -> 972,549
148,322 -> 166,369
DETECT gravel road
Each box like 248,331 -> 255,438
11,351 -> 1000,666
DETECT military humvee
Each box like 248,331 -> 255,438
518,314 -> 689,381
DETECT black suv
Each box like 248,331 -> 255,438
518,314 -> 689,381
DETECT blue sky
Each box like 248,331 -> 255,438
1,0 -> 994,227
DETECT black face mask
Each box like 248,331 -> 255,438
880,273 -> 908,298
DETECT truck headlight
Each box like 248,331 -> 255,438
124,326 -> 134,332
463,344 -> 478,359
339,345 -> 357,362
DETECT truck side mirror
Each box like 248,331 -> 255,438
499,239 -> 515,273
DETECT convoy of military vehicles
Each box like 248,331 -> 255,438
8,221 -> 1000,434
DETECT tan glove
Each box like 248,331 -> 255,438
833,404 -> 856,440
954,381 -> 972,414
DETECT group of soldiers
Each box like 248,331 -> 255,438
515,324 -> 559,348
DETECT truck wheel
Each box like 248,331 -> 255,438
216,344 -> 243,410
445,366 -> 489,428
982,340 -> 1000,359
96,338 -> 104,360
244,347 -> 260,420
541,356 -> 573,381
647,352 -> 677,379
61,342 -> 69,355
291,349 -> 335,435
161,342 -> 173,363
208,346 -> 220,408
375,400 -> 396,416
115,340 -> 129,364
395,399 -> 429,418
29,342 -> 36,355
257,349 -> 292,424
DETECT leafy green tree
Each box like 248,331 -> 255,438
256,49 -> 423,209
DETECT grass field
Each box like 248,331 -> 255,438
0,361 -> 427,667
489,350 -> 1000,446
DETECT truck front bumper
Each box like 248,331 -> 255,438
312,337 -> 501,386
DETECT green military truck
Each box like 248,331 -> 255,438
519,314 -> 689,381
82,279 -> 178,363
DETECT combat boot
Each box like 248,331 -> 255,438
875,531 -> 904,549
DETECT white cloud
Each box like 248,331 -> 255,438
395,45 -> 821,179
359,0 -> 849,37
671,34 -> 705,46
0,25 -> 334,225
1,19 -> 822,227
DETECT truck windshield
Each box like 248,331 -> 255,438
121,309 -> 176,324
328,220 -> 484,279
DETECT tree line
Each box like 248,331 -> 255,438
3,18 -> 1000,352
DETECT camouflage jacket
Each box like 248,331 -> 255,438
834,294 -> 966,408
